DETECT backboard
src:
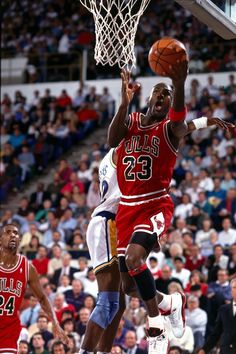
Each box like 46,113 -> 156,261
175,0 -> 236,39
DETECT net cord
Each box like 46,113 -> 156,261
79,0 -> 151,69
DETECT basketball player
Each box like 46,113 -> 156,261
0,224 -> 68,354
108,64 -> 234,352
79,148 -> 125,353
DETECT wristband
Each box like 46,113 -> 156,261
169,106 -> 187,122
192,116 -> 208,129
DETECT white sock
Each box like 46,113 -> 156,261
148,314 -> 164,329
78,350 -> 93,354
158,293 -> 172,311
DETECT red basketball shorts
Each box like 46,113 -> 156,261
0,322 -> 22,353
116,196 -> 174,257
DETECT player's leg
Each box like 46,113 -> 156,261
79,216 -> 122,353
80,262 -> 122,351
96,288 -> 126,352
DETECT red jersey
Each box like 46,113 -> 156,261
116,112 -> 177,205
0,254 -> 29,352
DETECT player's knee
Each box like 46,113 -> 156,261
125,252 -> 142,270
90,291 -> 119,329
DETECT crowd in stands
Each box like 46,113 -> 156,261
2,0 -> 236,82
0,84 -> 115,201
0,72 -> 235,353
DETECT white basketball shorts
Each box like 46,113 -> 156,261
86,212 -> 118,274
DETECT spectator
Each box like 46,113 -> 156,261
218,217 -> 236,247
18,340 -> 30,354
47,244 -> 63,277
185,270 -> 208,296
199,278 -> 236,354
32,245 -> 49,276
155,264 -> 183,294
123,297 -> 146,329
75,307 -> 91,337
185,244 -> 205,272
57,275 -> 73,294
64,279 -> 88,312
51,340 -> 67,354
32,315 -> 54,349
207,269 -> 231,303
73,267 -> 98,299
30,183 -> 51,210
207,244 -> 229,282
52,252 -> 78,287
185,295 -> 207,348
20,295 -> 41,328
171,256 -> 191,288
53,293 -> 76,324
30,332 -> 49,354
124,330 -> 147,354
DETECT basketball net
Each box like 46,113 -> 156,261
79,0 -> 151,69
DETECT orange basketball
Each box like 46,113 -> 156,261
148,37 -> 188,77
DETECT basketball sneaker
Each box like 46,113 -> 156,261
147,328 -> 169,354
168,292 -> 186,338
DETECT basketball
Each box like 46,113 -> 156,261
148,37 -> 188,77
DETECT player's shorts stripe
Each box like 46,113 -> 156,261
121,188 -> 166,199
105,219 -> 110,263
120,194 -> 169,206
109,219 -> 117,258
93,256 -> 118,274
134,224 -> 150,229
0,350 -> 17,353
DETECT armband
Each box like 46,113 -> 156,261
169,106 -> 187,122
192,116 -> 208,130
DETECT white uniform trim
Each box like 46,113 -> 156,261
121,188 -> 166,199
120,194 -> 169,206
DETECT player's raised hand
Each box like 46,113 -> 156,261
207,117 -> 235,131
120,69 -> 140,107
168,59 -> 189,86
52,322 -> 69,345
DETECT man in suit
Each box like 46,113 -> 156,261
199,278 -> 236,354
52,252 -> 78,286
30,182 -> 51,210
124,331 -> 147,354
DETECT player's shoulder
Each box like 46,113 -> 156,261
127,111 -> 140,129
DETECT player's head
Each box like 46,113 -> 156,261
0,223 -> 21,254
147,83 -> 173,120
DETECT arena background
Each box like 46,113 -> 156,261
1,0 -> 236,353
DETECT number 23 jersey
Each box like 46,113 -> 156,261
116,112 -> 177,205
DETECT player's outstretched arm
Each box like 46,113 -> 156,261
187,116 -> 235,133
28,263 -> 69,344
108,69 -> 140,147
168,60 -> 189,139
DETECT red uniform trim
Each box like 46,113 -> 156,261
128,263 -> 148,276
169,106 -> 187,121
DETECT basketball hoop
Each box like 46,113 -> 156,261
79,0 -> 151,69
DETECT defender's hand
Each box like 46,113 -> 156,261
208,117 -> 235,131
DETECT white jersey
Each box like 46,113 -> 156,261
91,148 -> 120,217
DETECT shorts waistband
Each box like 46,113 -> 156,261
95,211 -> 116,220
120,189 -> 168,204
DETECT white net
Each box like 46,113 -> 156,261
79,0 -> 151,69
